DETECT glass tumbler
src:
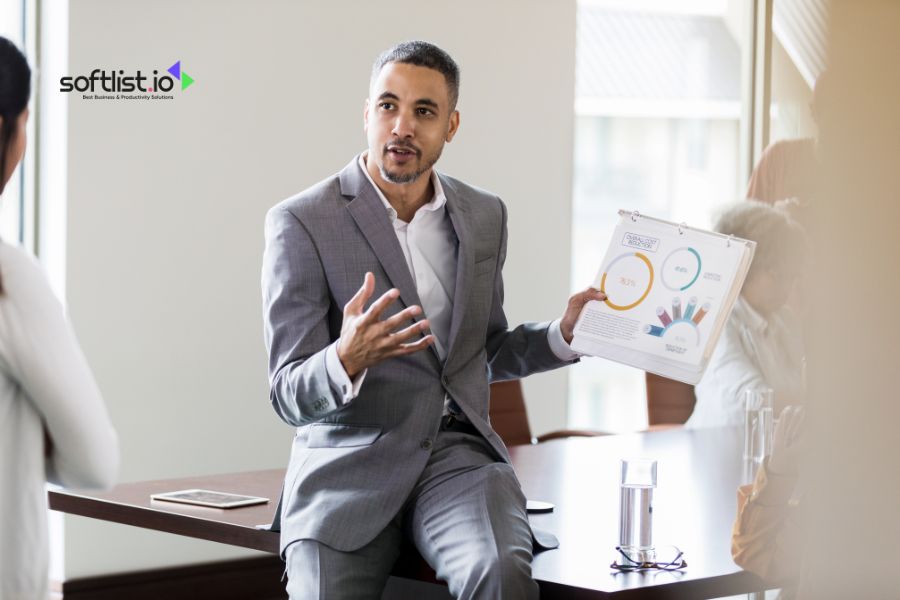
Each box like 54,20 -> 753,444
618,458 -> 657,564
744,388 -> 774,463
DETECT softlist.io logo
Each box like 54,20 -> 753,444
60,60 -> 196,101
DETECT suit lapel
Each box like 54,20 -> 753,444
342,157 -> 423,312
340,156 -> 441,367
443,176 -> 473,367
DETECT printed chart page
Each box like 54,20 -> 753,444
571,212 -> 754,384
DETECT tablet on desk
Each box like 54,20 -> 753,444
151,489 -> 269,509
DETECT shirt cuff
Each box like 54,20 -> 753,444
325,341 -> 367,405
547,318 -> 581,361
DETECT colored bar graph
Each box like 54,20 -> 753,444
693,302 -> 710,325
657,306 -> 672,326
684,296 -> 697,320
672,297 -> 682,320
644,324 -> 665,337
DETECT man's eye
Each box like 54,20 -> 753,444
417,108 -> 434,116
379,102 -> 395,110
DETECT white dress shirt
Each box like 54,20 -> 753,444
687,296 -> 805,428
0,242 -> 119,600
322,154 -> 577,408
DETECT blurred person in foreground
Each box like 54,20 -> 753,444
0,37 -> 119,600
798,1 -> 900,597
687,202 -> 809,428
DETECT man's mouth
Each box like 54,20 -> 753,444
386,145 -> 418,162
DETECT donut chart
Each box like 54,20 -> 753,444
600,252 -> 654,311
661,247 -> 702,291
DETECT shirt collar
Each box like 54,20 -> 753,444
358,152 -> 447,221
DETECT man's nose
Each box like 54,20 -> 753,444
391,111 -> 415,138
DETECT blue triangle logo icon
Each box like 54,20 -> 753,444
167,61 -> 181,80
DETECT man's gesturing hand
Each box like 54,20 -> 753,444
560,287 -> 607,345
337,272 -> 434,378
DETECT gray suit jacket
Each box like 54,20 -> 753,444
262,155 -> 575,555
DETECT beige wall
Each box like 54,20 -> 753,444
60,0 -> 575,577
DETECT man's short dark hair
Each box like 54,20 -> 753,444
371,41 -> 460,110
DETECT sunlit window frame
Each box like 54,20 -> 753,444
0,0 -> 37,251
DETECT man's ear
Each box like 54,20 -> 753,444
363,99 -> 370,132
446,110 -> 460,143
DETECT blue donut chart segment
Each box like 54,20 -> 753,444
661,247 -> 702,292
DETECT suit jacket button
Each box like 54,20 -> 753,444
442,376 -> 450,386
421,438 -> 433,450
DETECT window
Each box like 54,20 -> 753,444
0,0 -> 34,247
769,0 -> 827,144
570,0 -> 754,432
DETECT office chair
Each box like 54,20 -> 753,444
489,380 -> 608,446
645,372 -> 696,428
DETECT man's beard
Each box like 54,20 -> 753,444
380,143 -> 443,184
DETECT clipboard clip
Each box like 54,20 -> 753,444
726,234 -> 734,248
678,222 -> 687,236
630,210 -> 641,222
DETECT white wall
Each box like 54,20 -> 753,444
61,0 -> 575,577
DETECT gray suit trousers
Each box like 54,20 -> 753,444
285,430 -> 538,600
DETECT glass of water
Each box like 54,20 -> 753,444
744,388 -> 774,463
618,459 -> 657,564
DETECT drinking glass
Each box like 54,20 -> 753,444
744,388 -> 774,463
618,459 -> 657,564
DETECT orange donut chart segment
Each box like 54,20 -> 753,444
600,252 -> 654,311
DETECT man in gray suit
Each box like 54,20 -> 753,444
262,41 -> 604,599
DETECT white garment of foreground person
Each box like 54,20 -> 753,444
0,242 -> 119,600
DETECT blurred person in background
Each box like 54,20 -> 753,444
0,37 -> 119,600
732,405 -> 805,599
687,201 -> 809,428
746,72 -> 832,214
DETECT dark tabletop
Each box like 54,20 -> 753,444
49,427 -> 767,598
513,426 -> 766,598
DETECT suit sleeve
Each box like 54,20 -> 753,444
262,206 -> 354,426
484,198 -> 579,382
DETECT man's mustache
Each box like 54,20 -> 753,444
384,140 -> 421,156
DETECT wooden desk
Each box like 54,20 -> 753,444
49,427 -> 767,598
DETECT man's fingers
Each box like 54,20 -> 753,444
391,334 -> 435,356
387,319 -> 431,344
584,287 -> 607,302
570,287 -> 606,308
379,305 -> 423,331
345,272 -> 375,314
361,288 -> 401,324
